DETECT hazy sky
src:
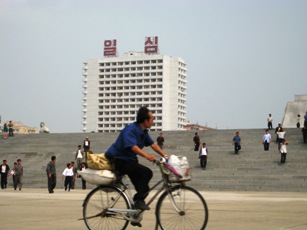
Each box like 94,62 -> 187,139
1,0 -> 306,133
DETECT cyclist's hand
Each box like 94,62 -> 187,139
146,154 -> 156,162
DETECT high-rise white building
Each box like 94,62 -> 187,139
82,51 -> 187,132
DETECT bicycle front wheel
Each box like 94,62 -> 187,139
156,185 -> 208,230
83,185 -> 130,230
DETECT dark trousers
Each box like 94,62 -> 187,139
82,178 -> 86,189
194,143 -> 200,151
48,174 -> 56,193
281,153 -> 287,163
1,173 -> 8,189
234,143 -> 241,153
200,155 -> 207,168
64,176 -> 73,190
268,122 -> 273,130
114,159 -> 153,202
8,129 -> 14,137
263,141 -> 270,151
14,175 -> 22,190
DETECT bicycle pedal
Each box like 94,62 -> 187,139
131,222 -> 142,227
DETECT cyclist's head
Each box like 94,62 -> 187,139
136,106 -> 150,124
136,106 -> 154,129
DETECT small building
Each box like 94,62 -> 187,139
184,123 -> 216,131
4,121 -> 37,134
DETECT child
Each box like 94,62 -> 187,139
199,143 -> 208,170
62,163 -> 74,191
280,139 -> 288,164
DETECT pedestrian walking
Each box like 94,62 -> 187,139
46,156 -> 56,193
1,160 -> 10,189
13,159 -> 23,191
199,143 -> 208,170
267,114 -> 273,130
232,131 -> 242,154
193,132 -> 200,151
262,129 -> 272,151
62,163 -> 74,192
156,133 -> 165,149
280,139 -> 288,164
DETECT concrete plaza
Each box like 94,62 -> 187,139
0,188 -> 307,230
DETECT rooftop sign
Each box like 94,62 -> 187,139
103,36 -> 159,56
144,36 -> 159,54
103,39 -> 117,57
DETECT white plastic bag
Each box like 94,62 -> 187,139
78,168 -> 115,185
167,155 -> 191,182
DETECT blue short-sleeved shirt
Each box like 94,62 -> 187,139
233,136 -> 241,144
105,122 -> 154,161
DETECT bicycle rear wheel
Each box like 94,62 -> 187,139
155,185 -> 208,230
83,185 -> 130,230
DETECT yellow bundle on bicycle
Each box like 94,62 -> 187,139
87,152 -> 113,170
167,155 -> 191,182
78,168 -> 115,185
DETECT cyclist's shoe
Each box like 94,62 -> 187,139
131,222 -> 142,227
134,200 -> 150,210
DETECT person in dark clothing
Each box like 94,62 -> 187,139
46,156 -> 56,193
80,162 -> 87,190
156,133 -> 165,149
83,137 -> 91,153
193,132 -> 200,151
8,120 -> 14,137
1,160 -> 10,189
232,131 -> 242,154
302,126 -> 307,144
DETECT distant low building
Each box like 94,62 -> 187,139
184,123 -> 216,131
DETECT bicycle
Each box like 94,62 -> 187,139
81,158 -> 209,230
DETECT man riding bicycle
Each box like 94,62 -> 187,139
105,106 -> 168,211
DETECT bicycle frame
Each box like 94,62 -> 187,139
105,176 -> 167,219
102,162 -> 181,221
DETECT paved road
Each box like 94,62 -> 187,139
0,188 -> 307,230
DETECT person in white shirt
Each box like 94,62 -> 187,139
262,129 -> 272,151
199,143 -> 208,170
75,145 -> 84,170
267,114 -> 273,130
62,163 -> 74,191
277,128 -> 286,150
279,139 -> 288,164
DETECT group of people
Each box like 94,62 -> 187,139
2,120 -> 14,139
193,132 -> 209,170
46,136 -> 92,194
266,123 -> 288,164
46,158 -> 87,194
234,122 -> 289,164
266,112 -> 307,163
0,159 -> 23,190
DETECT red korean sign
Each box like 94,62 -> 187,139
144,36 -> 159,54
104,39 -> 117,57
